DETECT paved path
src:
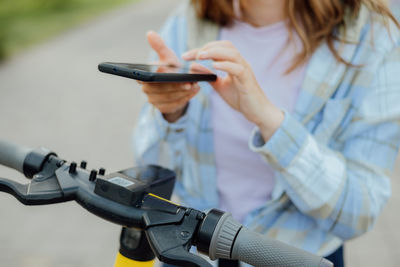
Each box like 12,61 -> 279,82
0,0 -> 399,266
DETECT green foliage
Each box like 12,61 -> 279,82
0,28 -> 6,60
32,0 -> 80,10
0,0 -> 136,60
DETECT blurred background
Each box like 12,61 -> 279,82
0,0 -> 399,266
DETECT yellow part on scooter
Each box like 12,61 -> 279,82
114,252 -> 155,267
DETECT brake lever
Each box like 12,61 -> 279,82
0,155 -> 68,205
145,216 -> 212,267
141,194 -> 212,267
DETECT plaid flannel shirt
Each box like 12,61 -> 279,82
133,3 -> 400,256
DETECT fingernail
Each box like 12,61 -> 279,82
182,52 -> 190,59
182,83 -> 191,90
198,51 -> 208,59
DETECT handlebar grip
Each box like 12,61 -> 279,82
0,140 -> 32,173
231,228 -> 333,267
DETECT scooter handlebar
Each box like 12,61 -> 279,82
231,228 -> 333,267
0,140 -> 334,267
0,140 -> 32,174
208,212 -> 333,267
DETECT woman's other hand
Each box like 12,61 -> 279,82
143,31 -> 200,123
182,41 -> 284,141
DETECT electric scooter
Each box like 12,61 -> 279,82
0,140 -> 333,267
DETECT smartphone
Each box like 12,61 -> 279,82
98,62 -> 217,82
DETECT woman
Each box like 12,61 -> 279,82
133,0 -> 400,266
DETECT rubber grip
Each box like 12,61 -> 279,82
231,228 -> 333,267
0,140 -> 31,173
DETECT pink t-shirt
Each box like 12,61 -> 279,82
212,20 -> 307,223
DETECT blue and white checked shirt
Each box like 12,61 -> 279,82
133,3 -> 400,256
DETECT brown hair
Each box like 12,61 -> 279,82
192,0 -> 400,72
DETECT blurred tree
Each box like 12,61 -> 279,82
0,29 -> 5,60
36,0 -> 77,10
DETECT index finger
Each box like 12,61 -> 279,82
147,31 -> 180,66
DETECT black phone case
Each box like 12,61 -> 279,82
98,62 -> 217,82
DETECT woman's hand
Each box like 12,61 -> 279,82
182,41 -> 284,141
143,31 -> 200,123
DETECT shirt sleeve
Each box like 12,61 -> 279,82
249,45 -> 400,240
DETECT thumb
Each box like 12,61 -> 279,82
147,31 -> 180,66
